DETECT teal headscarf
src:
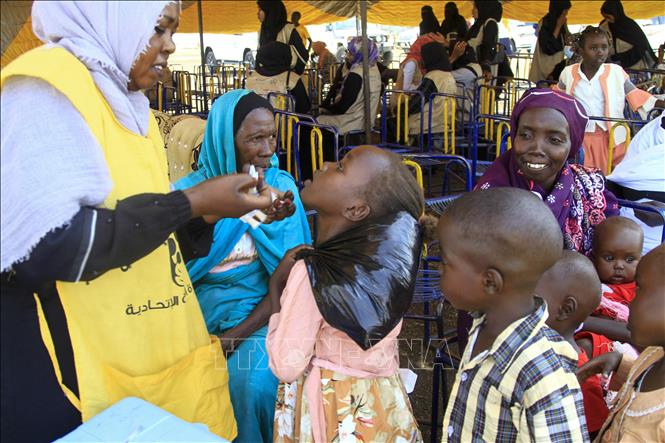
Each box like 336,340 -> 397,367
175,89 -> 311,332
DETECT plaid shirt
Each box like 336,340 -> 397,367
442,298 -> 589,443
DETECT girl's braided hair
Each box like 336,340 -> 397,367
575,26 -> 610,49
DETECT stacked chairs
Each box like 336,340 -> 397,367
273,109 -> 315,183
303,68 -> 321,111
267,91 -> 296,113
474,77 -> 533,119
199,64 -> 245,105
427,92 -> 472,155
471,79 -> 504,181
293,121 -> 339,187
500,77 -> 532,115
312,62 -> 342,101
329,63 -> 343,86
508,52 -> 534,80
199,73 -> 221,105
494,120 -> 512,159
215,65 -> 243,95
152,81 -> 177,114
172,70 -> 197,114
470,112 -> 510,183
380,89 -> 426,152
241,62 -> 251,89
401,160 -> 463,442
403,152 -> 473,197
190,65 -> 213,113
408,249 -> 460,443
468,77 -> 533,184
397,90 -> 473,195
167,63 -> 249,115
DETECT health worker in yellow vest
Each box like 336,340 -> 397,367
0,2 -> 278,441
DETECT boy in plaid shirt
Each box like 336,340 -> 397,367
437,188 -> 588,442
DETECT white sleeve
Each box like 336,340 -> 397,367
403,61 -> 417,90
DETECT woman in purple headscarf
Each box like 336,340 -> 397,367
477,88 -> 620,256
318,37 -> 381,136
300,37 -> 381,180
450,88 -> 622,353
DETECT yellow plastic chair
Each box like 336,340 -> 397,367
396,93 -> 410,145
495,121 -> 512,159
607,121 -> 631,174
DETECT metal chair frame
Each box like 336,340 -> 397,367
470,113 -> 511,184
407,190 -> 464,443
293,121 -> 339,188
273,110 -> 316,182
426,92 -> 468,155
380,89 -> 425,151
402,153 -> 473,196
172,70 -> 196,114
586,116 -> 646,173
267,91 -> 296,113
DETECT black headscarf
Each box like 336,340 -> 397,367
233,92 -> 274,135
600,0 -> 654,56
419,5 -> 441,35
255,41 -> 291,76
258,0 -> 287,47
296,212 -> 422,350
440,2 -> 468,40
422,41 -> 452,71
444,1 -> 460,21
542,0 -> 571,30
467,0 -> 502,39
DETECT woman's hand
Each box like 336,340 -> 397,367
450,41 -> 467,63
634,200 -> 665,227
577,351 -> 622,384
218,330 -> 238,354
184,173 -> 273,220
217,297 -> 273,356
269,244 -> 312,313
427,32 -> 448,47
262,189 -> 296,224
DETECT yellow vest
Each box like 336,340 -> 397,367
1,46 -> 237,440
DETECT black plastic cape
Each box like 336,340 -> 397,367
296,211 -> 422,350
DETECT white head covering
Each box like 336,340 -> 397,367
608,114 -> 665,192
32,0 -> 173,135
0,1 -> 175,272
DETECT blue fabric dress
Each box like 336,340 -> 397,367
176,90 -> 311,443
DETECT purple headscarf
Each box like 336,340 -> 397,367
477,88 -> 619,256
347,36 -> 379,68
509,88 -> 589,159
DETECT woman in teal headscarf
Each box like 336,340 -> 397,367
176,89 -> 311,443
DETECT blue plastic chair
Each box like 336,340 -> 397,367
380,89 -> 426,151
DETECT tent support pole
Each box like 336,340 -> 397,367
360,0 -> 371,144
198,0 -> 209,113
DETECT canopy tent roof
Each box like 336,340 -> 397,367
3,0 -> 665,68
178,0 -> 665,33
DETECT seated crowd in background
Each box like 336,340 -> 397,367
7,0 -> 664,441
